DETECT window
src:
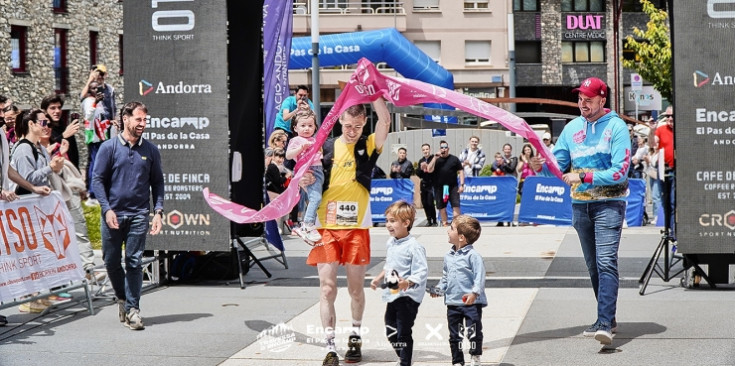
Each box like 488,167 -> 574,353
561,0 -> 604,12
90,31 -> 99,68
54,29 -> 69,94
465,41 -> 491,64
562,41 -> 605,62
464,0 -> 489,10
53,0 -> 67,13
514,0 -> 539,11
516,41 -> 542,63
319,0 -> 347,9
413,0 -> 439,10
415,41 -> 441,63
10,26 -> 27,73
119,34 -> 124,76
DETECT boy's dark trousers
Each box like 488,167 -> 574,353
447,304 -> 484,365
385,296 -> 420,366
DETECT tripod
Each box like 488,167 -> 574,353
638,172 -> 687,295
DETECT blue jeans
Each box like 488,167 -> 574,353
101,214 -> 149,312
572,200 -> 625,328
302,166 -> 324,225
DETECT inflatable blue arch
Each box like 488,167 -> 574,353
289,28 -> 454,91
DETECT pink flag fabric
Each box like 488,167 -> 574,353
204,58 -> 562,224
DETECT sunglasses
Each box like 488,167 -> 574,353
440,145 -> 449,149
662,114 -> 674,118
36,119 -> 49,127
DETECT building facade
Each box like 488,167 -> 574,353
513,0 -> 667,124
290,0 -> 512,105
1,0 -> 124,111
290,0 -> 667,126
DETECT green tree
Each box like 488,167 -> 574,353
622,0 -> 672,101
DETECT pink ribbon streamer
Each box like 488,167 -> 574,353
204,58 -> 562,224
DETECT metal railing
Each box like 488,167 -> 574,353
293,1 -> 405,15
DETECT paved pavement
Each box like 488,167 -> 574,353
1,220 -> 734,366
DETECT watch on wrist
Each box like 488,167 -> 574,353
579,172 -> 586,182
154,209 -> 164,218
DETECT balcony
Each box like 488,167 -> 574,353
293,1 -> 407,33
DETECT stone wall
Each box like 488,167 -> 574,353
540,0 -> 562,85
0,0 -> 123,176
0,0 -> 124,109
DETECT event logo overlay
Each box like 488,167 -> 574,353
34,202 -> 71,259
256,323 -> 296,353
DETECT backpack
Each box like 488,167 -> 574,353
321,135 -> 380,192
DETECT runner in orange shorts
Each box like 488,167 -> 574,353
302,97 -> 390,366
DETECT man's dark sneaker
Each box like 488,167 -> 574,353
322,351 -> 339,366
344,335 -> 362,363
583,318 -> 617,337
582,320 -> 600,337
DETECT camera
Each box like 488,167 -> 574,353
95,85 -> 105,95
301,96 -> 308,102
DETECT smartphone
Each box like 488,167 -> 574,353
70,112 -> 80,121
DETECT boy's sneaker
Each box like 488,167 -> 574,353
582,319 -> 617,337
344,335 -> 362,363
594,325 -> 613,345
117,300 -> 126,323
322,351 -> 339,366
125,308 -> 145,330
471,354 -> 482,366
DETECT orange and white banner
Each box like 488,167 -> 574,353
0,192 -> 83,302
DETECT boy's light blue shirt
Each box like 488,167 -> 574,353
437,244 -> 487,307
382,235 -> 428,304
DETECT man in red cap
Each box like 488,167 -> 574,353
531,77 -> 631,346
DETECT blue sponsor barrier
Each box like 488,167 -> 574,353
444,176 -> 517,222
518,176 -> 572,226
626,178 -> 647,227
370,179 -> 415,223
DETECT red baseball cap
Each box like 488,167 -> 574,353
572,77 -> 607,98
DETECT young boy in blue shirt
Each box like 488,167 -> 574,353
370,200 -> 428,366
431,214 -> 486,366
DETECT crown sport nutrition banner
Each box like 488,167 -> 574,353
673,1 -> 735,254
124,1 -> 229,250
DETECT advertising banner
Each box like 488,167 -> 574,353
518,176 -> 572,226
445,176 -> 517,222
124,1 -> 230,250
0,193 -> 84,302
625,179 -> 647,227
370,179 -> 415,223
263,0 -> 293,138
672,1 -> 735,253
